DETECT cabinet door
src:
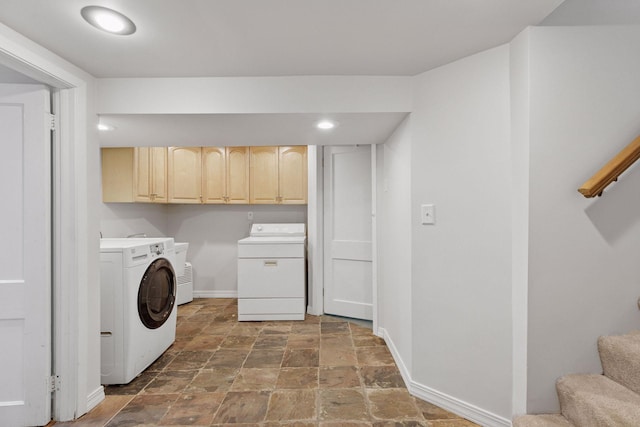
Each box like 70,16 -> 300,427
168,147 -> 202,204
226,146 -> 250,204
101,147 -> 134,202
133,147 -> 152,202
202,147 -> 226,204
279,146 -> 307,204
150,147 -> 167,202
250,146 -> 279,204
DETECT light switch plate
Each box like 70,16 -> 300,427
421,204 -> 435,225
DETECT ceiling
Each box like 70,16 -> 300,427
0,0 -> 564,78
0,1 -> 567,147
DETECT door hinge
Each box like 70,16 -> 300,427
49,375 -> 60,392
48,113 -> 56,131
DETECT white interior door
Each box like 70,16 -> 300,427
0,84 -> 52,426
323,145 -> 373,320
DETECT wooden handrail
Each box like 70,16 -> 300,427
578,135 -> 640,198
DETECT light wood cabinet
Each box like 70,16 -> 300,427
167,147 -> 202,203
134,147 -> 167,203
101,147 -> 134,202
202,147 -> 226,203
249,146 -> 307,204
279,146 -> 308,204
249,146 -> 279,204
202,146 -> 250,204
102,145 -> 305,205
170,146 -> 250,204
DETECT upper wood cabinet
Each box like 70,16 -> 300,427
102,145 -> 305,205
101,147 -> 134,203
202,146 -> 250,204
134,147 -> 167,203
249,146 -> 307,204
167,147 -> 203,204
249,146 -> 279,204
169,146 -> 250,204
279,146 -> 308,204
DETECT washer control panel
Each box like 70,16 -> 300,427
150,243 -> 164,255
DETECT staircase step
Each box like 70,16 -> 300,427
598,331 -> 640,395
513,414 -> 574,426
557,373 -> 640,426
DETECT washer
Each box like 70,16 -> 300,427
100,237 -> 177,385
237,223 -> 306,321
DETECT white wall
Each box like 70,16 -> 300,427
97,76 -> 412,114
377,116 -> 413,378
509,28 -> 532,417
522,25 -> 640,413
410,45 -> 513,422
100,203 -> 169,238
166,204 -> 306,294
101,203 -> 306,295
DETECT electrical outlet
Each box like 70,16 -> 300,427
247,211 -> 253,220
421,204 -> 435,225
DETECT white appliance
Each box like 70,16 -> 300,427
100,237 -> 177,385
175,242 -> 193,305
237,223 -> 306,321
177,262 -> 193,305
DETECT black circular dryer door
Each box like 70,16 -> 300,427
137,258 -> 176,329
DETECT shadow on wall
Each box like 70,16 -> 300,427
584,163 -> 640,245
100,203 -> 169,238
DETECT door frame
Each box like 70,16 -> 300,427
307,144 -> 379,335
0,29 -> 92,421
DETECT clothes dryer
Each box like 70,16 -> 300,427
237,224 -> 306,321
100,237 -> 177,384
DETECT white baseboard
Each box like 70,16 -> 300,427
86,386 -> 105,413
411,381 -> 511,427
192,290 -> 238,298
378,327 -> 411,388
307,304 -> 322,316
380,327 -> 511,427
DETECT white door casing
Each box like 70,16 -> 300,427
323,145 -> 373,320
0,84 -> 52,426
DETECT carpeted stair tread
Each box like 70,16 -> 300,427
557,373 -> 640,427
598,331 -> 640,395
513,414 -> 574,426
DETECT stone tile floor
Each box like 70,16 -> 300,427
57,298 -> 479,426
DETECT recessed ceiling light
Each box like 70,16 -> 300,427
81,6 -> 136,35
316,120 -> 336,130
97,123 -> 115,131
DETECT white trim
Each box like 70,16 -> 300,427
371,144 -> 378,334
85,387 -> 104,413
0,21 -> 94,422
410,382 -> 512,427
381,327 -> 512,427
378,327 -> 411,388
307,145 -> 324,316
52,88 -> 79,422
192,290 -> 238,298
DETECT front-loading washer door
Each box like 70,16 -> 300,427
138,258 -> 176,329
